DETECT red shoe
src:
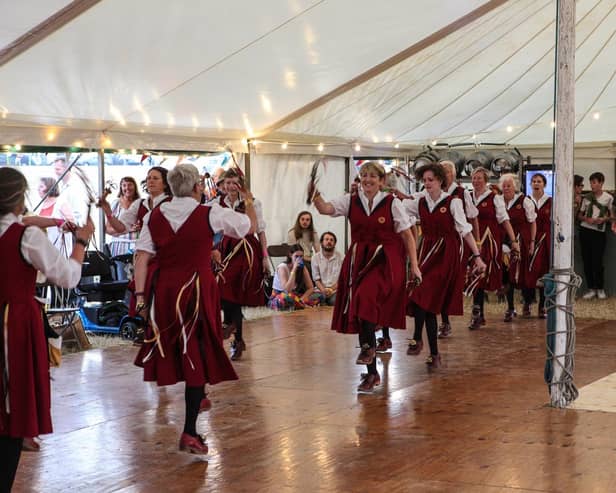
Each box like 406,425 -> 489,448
406,339 -> 423,356
22,437 -> 40,452
199,396 -> 212,413
357,372 -> 380,392
356,344 -> 376,365
179,433 -> 209,455
426,353 -> 441,368
359,372 -> 382,386
438,323 -> 452,338
375,337 -> 392,352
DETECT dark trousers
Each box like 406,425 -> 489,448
0,436 -> 23,493
579,227 -> 607,289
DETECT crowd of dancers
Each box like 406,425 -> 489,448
0,158 -> 555,490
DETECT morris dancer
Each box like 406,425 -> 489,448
313,161 -> 421,393
405,163 -> 485,367
133,164 -> 257,455
467,167 -> 518,329
528,173 -> 552,317
500,173 -> 537,320
0,168 -> 93,490
211,168 -> 270,360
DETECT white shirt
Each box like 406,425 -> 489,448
329,191 -> 414,233
504,193 -> 537,222
55,176 -> 90,226
472,189 -> 510,224
446,183 -> 479,219
311,250 -> 343,288
136,197 -> 251,254
580,191 -> 614,232
403,191 -> 472,236
221,195 -> 266,234
530,193 -> 550,210
118,194 -> 170,231
0,213 -> 82,288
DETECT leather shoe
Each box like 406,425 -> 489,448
22,437 -> 40,452
406,339 -> 423,356
426,353 -> 441,368
230,339 -> 246,361
375,337 -> 392,352
356,344 -> 376,365
357,372 -> 380,393
179,433 -> 209,455
222,323 -> 236,340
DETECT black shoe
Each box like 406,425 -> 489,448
230,339 -> 246,361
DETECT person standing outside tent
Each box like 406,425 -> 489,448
578,172 -> 613,299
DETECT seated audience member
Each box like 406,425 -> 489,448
268,244 -> 323,310
311,231 -> 343,306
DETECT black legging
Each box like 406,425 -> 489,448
412,303 -> 438,356
381,326 -> 390,340
183,385 -> 205,437
0,436 -> 23,493
506,286 -> 534,311
473,289 -> 485,316
441,313 -> 450,326
359,320 -> 377,375
222,300 -> 243,341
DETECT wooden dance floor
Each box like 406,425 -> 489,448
15,308 -> 616,492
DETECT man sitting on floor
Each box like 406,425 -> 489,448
311,231 -> 343,306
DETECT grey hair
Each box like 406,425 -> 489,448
439,160 -> 456,178
167,164 -> 200,197
499,172 -> 520,192
0,168 -> 28,215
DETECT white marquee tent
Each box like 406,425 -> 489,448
1,0 -> 615,245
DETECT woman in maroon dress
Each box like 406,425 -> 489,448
528,173 -> 552,318
133,164 -> 257,455
211,168 -> 270,360
405,163 -> 485,367
313,162 -> 421,392
0,168 -> 93,490
500,174 -> 537,321
468,167 -> 518,329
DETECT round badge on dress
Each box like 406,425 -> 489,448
516,204 -> 522,209
439,207 -> 447,213
482,202 -> 488,207
378,217 -> 386,224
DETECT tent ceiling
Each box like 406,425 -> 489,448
1,0 -> 615,149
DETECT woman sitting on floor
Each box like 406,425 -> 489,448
268,244 -> 323,310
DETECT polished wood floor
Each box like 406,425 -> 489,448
14,307 -> 616,493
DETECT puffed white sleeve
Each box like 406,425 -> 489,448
494,195 -> 510,224
464,189 -> 479,219
523,197 -> 537,222
21,227 -> 82,288
118,198 -> 140,230
209,202 -> 251,239
451,198 -> 473,235
135,211 -> 156,254
328,194 -> 351,217
392,198 -> 414,233
401,198 -> 420,223
254,198 -> 267,233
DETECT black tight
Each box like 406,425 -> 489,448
473,289 -> 485,315
359,320 -> 377,375
441,313 -> 450,326
222,300 -> 243,341
381,326 -> 390,340
0,436 -> 23,493
183,385 -> 205,437
412,303 -> 438,356
506,286 -> 534,310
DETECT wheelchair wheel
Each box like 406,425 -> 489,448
119,320 -> 138,340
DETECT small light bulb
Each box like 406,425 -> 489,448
47,131 -> 56,142
354,143 -> 361,152
506,126 -> 513,133
431,140 -> 437,146
318,143 -> 324,152
550,121 -> 556,128
593,112 -> 600,120
394,143 -> 400,149
281,142 -> 288,150
14,144 -> 21,151
472,134 -> 477,140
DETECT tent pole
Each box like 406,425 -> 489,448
98,148 -> 106,252
549,0 -> 576,408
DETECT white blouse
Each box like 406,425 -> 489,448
137,197 -> 251,254
328,191 -> 414,233
446,183 -> 479,219
118,194 -> 170,231
0,213 -> 82,288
